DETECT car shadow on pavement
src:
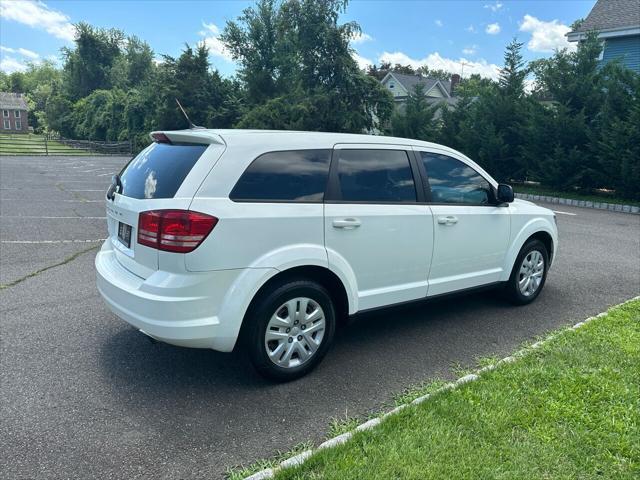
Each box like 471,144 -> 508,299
94,287 -> 553,461
97,288 -> 514,397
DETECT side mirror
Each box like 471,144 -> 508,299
496,183 -> 514,203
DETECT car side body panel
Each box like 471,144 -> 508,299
97,129 -> 559,355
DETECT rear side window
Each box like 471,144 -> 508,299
230,149 -> 331,202
120,142 -> 207,199
421,152 -> 492,204
336,149 -> 416,203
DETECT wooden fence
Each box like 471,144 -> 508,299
0,133 -> 132,156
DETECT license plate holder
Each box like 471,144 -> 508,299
117,222 -> 132,248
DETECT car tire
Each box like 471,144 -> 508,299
245,279 -> 336,381
504,239 -> 549,305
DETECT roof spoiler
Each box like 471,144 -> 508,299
149,130 -> 225,146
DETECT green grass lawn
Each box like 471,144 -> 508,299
270,300 -> 640,480
0,133 -> 91,155
513,184 -> 640,207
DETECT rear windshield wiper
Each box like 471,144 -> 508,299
107,174 -> 123,200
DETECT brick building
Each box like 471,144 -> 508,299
0,92 -> 29,133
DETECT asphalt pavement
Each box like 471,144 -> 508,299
1,155 -> 639,479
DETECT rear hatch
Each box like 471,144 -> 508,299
105,130 -> 225,278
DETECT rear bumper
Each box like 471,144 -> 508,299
95,240 -> 244,351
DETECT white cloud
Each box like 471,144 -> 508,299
350,31 -> 373,44
352,51 -> 373,70
198,22 -> 233,61
1,46 -> 39,59
484,2 -> 504,12
466,24 -> 477,33
18,48 -> 39,59
462,45 -> 479,56
519,14 -> 576,53
486,23 -> 501,35
435,19 -> 443,27
0,56 -> 28,73
379,51 -> 500,80
0,1 -> 75,41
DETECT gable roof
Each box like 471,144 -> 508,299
569,0 -> 640,34
381,72 -> 451,98
0,92 -> 28,110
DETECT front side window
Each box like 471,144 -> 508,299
230,149 -> 331,202
3,119 -> 9,129
15,119 -> 21,130
336,149 -> 416,203
421,152 -> 492,204
14,110 -> 21,118
2,110 -> 8,118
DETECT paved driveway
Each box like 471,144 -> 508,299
1,155 -> 639,479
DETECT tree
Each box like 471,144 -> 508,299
110,35 -> 155,89
526,33 -> 638,192
220,0 -> 281,105
444,39 -> 530,182
454,74 -> 496,97
222,0 -> 392,132
22,61 -> 63,132
499,38 -> 527,99
151,44 -> 241,131
62,23 -> 124,100
391,84 -> 438,141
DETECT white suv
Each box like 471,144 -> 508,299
96,129 -> 557,380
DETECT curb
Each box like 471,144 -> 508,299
515,193 -> 639,214
243,295 -> 640,480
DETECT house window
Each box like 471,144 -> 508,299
3,119 -> 10,129
389,83 -> 394,89
15,119 -> 22,130
14,110 -> 21,118
2,110 -> 8,118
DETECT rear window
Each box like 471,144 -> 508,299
230,149 -> 331,202
119,142 -> 208,199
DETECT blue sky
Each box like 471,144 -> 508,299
1,0 -> 595,79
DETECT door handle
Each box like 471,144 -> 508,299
437,215 -> 458,225
332,218 -> 362,229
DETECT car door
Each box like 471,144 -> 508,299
324,145 -> 434,311
415,149 -> 511,296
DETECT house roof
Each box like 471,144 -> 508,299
382,72 -> 452,98
571,0 -> 640,33
0,92 -> 28,110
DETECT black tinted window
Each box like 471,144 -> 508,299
337,150 -> 416,202
230,150 -> 330,202
421,152 -> 492,204
120,142 -> 207,199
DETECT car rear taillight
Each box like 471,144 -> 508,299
138,210 -> 218,253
